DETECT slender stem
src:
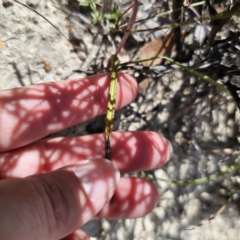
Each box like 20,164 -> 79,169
116,2 -> 134,29
118,1 -> 205,29
115,0 -> 139,56
13,0 -> 69,41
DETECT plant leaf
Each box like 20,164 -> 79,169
79,1 -> 90,6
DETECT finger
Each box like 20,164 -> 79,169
97,177 -> 159,219
61,229 -> 89,240
0,131 -> 172,178
0,73 -> 138,152
0,159 -> 119,240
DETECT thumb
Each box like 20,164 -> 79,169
0,159 -> 119,240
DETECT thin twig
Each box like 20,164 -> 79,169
114,0 -> 139,56
13,0 -> 69,41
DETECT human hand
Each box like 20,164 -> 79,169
0,73 -> 172,240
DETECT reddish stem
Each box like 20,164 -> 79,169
115,0 -> 139,56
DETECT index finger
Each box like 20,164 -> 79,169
0,73 -> 138,152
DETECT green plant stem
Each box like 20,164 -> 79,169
120,10 -> 240,33
119,1 -> 205,29
157,158 -> 240,185
162,56 -> 230,94
122,56 -> 229,94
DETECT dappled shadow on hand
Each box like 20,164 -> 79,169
97,177 -> 158,219
0,73 -> 137,152
0,131 -> 171,179
112,131 -> 170,173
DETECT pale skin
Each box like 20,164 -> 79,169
0,73 -> 172,240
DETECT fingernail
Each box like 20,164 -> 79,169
72,159 -> 120,202
167,140 -> 173,154
165,139 -> 173,163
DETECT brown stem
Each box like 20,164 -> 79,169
115,0 -> 139,56
172,0 -> 184,52
116,2 -> 134,29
